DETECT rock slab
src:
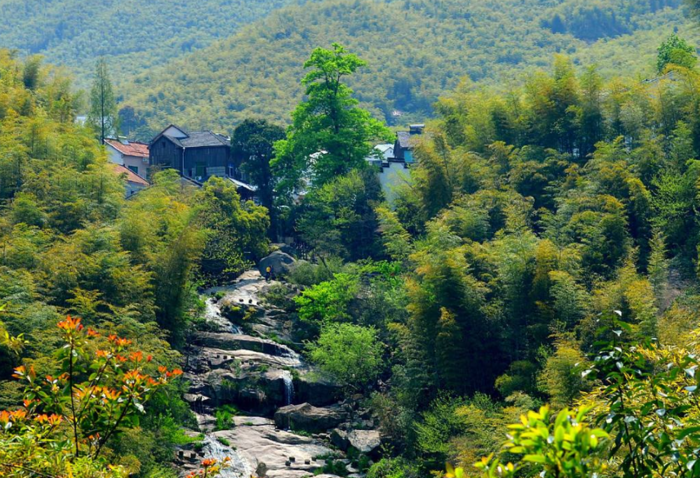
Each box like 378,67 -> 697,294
274,403 -> 347,433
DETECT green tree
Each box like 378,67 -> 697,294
273,43 -> 391,193
657,34 -> 697,73
194,176 -> 270,284
307,322 -> 383,392
231,119 -> 285,237
298,169 -> 383,261
88,58 -> 118,144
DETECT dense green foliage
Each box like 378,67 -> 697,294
307,322 -> 384,391
6,1 -> 700,475
0,51 -> 264,476
265,39 -> 700,477
231,118 -> 286,235
120,0 -> 696,134
273,43 -> 391,192
0,0 -> 297,87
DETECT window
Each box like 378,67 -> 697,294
128,165 -> 139,175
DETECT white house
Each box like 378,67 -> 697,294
105,138 -> 150,178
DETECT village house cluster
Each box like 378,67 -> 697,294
106,123 -> 424,202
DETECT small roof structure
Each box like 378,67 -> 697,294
396,131 -> 411,149
151,124 -> 230,149
105,139 -> 149,158
111,164 -> 149,187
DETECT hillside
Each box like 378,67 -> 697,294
0,0 -> 298,86
119,0 -> 692,134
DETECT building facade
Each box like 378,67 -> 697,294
105,138 -> 150,178
149,125 -> 234,182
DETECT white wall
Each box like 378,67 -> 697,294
377,162 -> 411,206
105,144 -> 123,165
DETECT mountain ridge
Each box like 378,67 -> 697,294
117,0 -> 695,134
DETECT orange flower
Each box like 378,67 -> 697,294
201,458 -> 217,467
87,328 -> 100,337
158,366 -> 168,374
34,414 -> 49,423
47,414 -> 62,426
10,409 -> 27,421
0,410 -> 10,424
129,351 -> 143,362
109,336 -> 132,347
57,316 -> 82,331
12,365 -> 26,379
115,354 -> 128,363
166,368 -> 184,378
146,355 -> 153,362
96,349 -> 108,358
123,370 -> 144,383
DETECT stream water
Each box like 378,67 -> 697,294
204,297 -> 242,334
281,370 -> 295,406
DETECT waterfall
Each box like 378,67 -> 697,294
281,371 -> 294,406
203,435 -> 253,478
204,298 -> 221,321
204,297 -> 242,334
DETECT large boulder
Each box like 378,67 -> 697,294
204,368 -> 297,414
347,430 -> 382,455
330,429 -> 381,456
259,251 -> 295,276
295,374 -> 342,407
274,403 -> 347,433
216,422 -> 335,478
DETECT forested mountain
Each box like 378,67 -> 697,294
119,0 -> 693,134
6,1 -> 700,477
0,0 -> 297,86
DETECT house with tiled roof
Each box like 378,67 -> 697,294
148,124 -> 259,201
393,124 -> 424,164
110,163 -> 150,198
105,138 -> 150,178
149,124 -> 234,182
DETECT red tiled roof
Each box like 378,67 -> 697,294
110,164 -> 150,187
105,139 -> 149,158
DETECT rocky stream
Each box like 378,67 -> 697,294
175,269 -> 381,478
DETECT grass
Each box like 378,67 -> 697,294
217,436 -> 231,446
215,404 -> 239,431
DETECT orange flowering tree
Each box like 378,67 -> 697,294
0,316 -> 184,477
186,457 -> 232,478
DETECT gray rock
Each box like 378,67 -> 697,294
259,250 -> 295,276
330,429 -> 349,450
295,374 -> 342,407
215,422 -> 334,478
274,403 -> 347,433
347,429 -> 381,455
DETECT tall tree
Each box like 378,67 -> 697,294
273,43 -> 391,194
88,59 -> 118,144
231,118 -> 285,236
656,34 -> 697,73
